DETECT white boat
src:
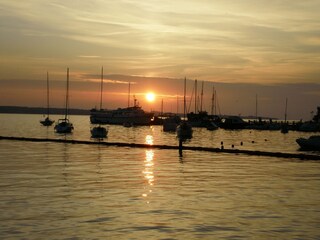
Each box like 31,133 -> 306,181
40,72 -> 54,126
90,82 -> 153,126
177,77 -> 193,139
296,135 -> 320,150
91,67 -> 108,138
54,68 -> 73,133
90,104 -> 153,125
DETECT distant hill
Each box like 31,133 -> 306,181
0,106 -> 90,115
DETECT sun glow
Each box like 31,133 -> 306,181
146,92 -> 155,102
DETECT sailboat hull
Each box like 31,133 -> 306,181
91,126 -> 108,138
40,118 -> 55,126
54,119 -> 73,133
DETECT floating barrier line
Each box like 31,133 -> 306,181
1,136 -> 319,160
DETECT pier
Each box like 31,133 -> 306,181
1,136 -> 319,160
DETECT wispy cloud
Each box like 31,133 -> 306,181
0,0 -> 319,119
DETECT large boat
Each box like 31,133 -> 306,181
186,81 -> 220,129
220,116 -> 248,130
298,106 -> 320,132
187,111 -> 219,128
296,135 -> 320,150
90,98 -> 153,126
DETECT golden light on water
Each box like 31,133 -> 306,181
145,135 -> 154,145
142,149 -> 155,202
144,150 -> 154,185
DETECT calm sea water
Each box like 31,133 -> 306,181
1,114 -> 320,239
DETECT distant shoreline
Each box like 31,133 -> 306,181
0,106 -> 90,116
0,105 -> 280,120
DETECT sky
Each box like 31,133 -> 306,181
0,0 -> 319,120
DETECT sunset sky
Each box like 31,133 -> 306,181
0,0 -> 319,120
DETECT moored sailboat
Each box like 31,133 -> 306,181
40,72 -> 55,126
177,77 -> 193,139
91,67 -> 108,138
296,135 -> 320,150
54,68 -> 74,133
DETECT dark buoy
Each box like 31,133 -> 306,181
232,144 -> 234,148
221,141 -> 223,145
240,141 -> 243,146
252,141 -> 255,143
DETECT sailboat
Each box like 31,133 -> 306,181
177,77 -> 193,139
40,72 -> 55,126
91,67 -> 108,138
54,68 -> 74,133
162,97 -> 181,132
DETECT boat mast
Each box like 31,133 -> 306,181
194,79 -> 197,113
46,71 -> 50,117
200,81 -> 204,112
161,98 -> 163,116
176,94 -> 179,115
100,67 -> 104,110
184,77 -> 186,120
127,82 -> 131,107
255,94 -> 258,120
284,97 -> 288,123
65,68 -> 69,120
211,85 -> 215,115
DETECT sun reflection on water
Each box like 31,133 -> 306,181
144,150 -> 154,185
145,135 -> 154,145
142,149 -> 155,203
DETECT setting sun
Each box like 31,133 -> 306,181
146,92 -> 155,102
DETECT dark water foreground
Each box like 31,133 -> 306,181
1,114 -> 320,239
1,139 -> 320,239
